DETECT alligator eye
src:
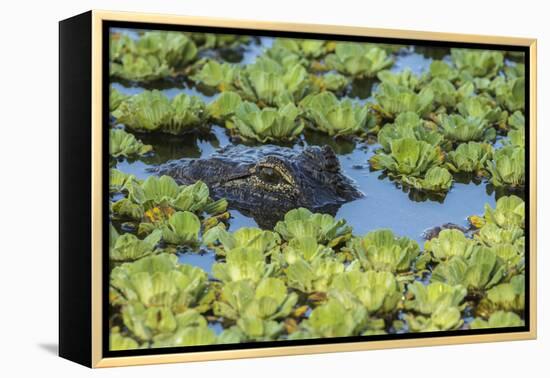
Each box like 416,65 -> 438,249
258,167 -> 281,184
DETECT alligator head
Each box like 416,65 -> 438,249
152,144 -> 363,227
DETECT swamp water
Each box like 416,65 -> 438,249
111,36 -> 520,334
113,37 -> 497,274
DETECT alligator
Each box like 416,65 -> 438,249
152,144 -> 363,228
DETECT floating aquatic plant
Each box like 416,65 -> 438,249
470,311 -> 524,329
369,137 -> 444,178
405,281 -> 467,315
110,328 -> 141,350
440,114 -> 496,143
505,127 -> 525,148
113,90 -> 208,135
285,256 -> 345,294
212,247 -> 272,284
300,92 -> 371,137
110,229 -> 162,262
206,91 -> 243,122
111,31 -> 198,82
426,78 -> 474,109
111,253 -> 210,309
424,229 -> 477,262
483,274 -> 525,312
427,60 -> 459,82
405,306 -> 463,332
483,195 -> 525,230
203,225 -> 281,257
214,278 -> 297,320
508,111 -> 525,130
299,92 -> 370,137
487,146 -> 525,188
110,128 -> 153,158
456,96 -> 505,125
325,42 -> 393,78
227,101 -> 303,142
235,58 -> 312,106
450,49 -> 504,78
289,299 -> 368,338
270,38 -> 330,59
160,211 -> 201,246
401,166 -> 453,193
314,72 -> 350,93
377,112 -> 443,153
446,142 -> 493,174
474,223 -> 524,257
186,32 -> 251,49
113,176 -> 228,235
431,247 -> 506,291
110,87 -> 128,113
377,69 -> 422,91
329,270 -> 401,314
110,254 -> 211,340
110,168 -> 138,193
190,60 -> 240,90
274,207 -> 352,246
494,77 -> 525,112
278,236 -> 334,265
348,229 -> 420,273
373,82 -> 434,119
152,309 -> 217,347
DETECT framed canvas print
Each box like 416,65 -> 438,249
59,10 -> 537,368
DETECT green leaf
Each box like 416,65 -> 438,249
110,31 -> 197,82
432,247 -> 506,290
373,82 -> 434,118
330,270 -> 401,314
110,128 -> 152,158
349,229 -> 419,273
206,91 -> 243,121
424,229 -> 476,262
161,211 -> 201,246
485,275 -> 525,312
286,257 -> 344,294
300,92 -> 370,136
110,230 -> 162,262
274,207 -> 352,245
451,49 -> 504,78
483,195 -> 525,230
212,247 -> 270,284
447,142 -> 493,173
401,166 -> 453,192
191,60 -> 239,88
152,310 -> 217,347
369,137 -> 443,178
470,310 -> 524,329
291,299 -> 367,338
377,68 -> 421,90
326,43 -> 393,78
378,112 -> 442,153
440,114 -> 495,143
487,146 -> 525,188
113,90 -> 208,134
405,281 -> 467,315
229,101 -> 303,142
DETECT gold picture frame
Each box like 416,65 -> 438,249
59,9 -> 537,368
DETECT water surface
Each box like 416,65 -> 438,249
113,37 -> 496,271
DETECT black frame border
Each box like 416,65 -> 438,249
101,20 -> 531,359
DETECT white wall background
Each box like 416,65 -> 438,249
0,0 -> 546,376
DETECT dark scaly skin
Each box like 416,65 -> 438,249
152,144 -> 363,228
